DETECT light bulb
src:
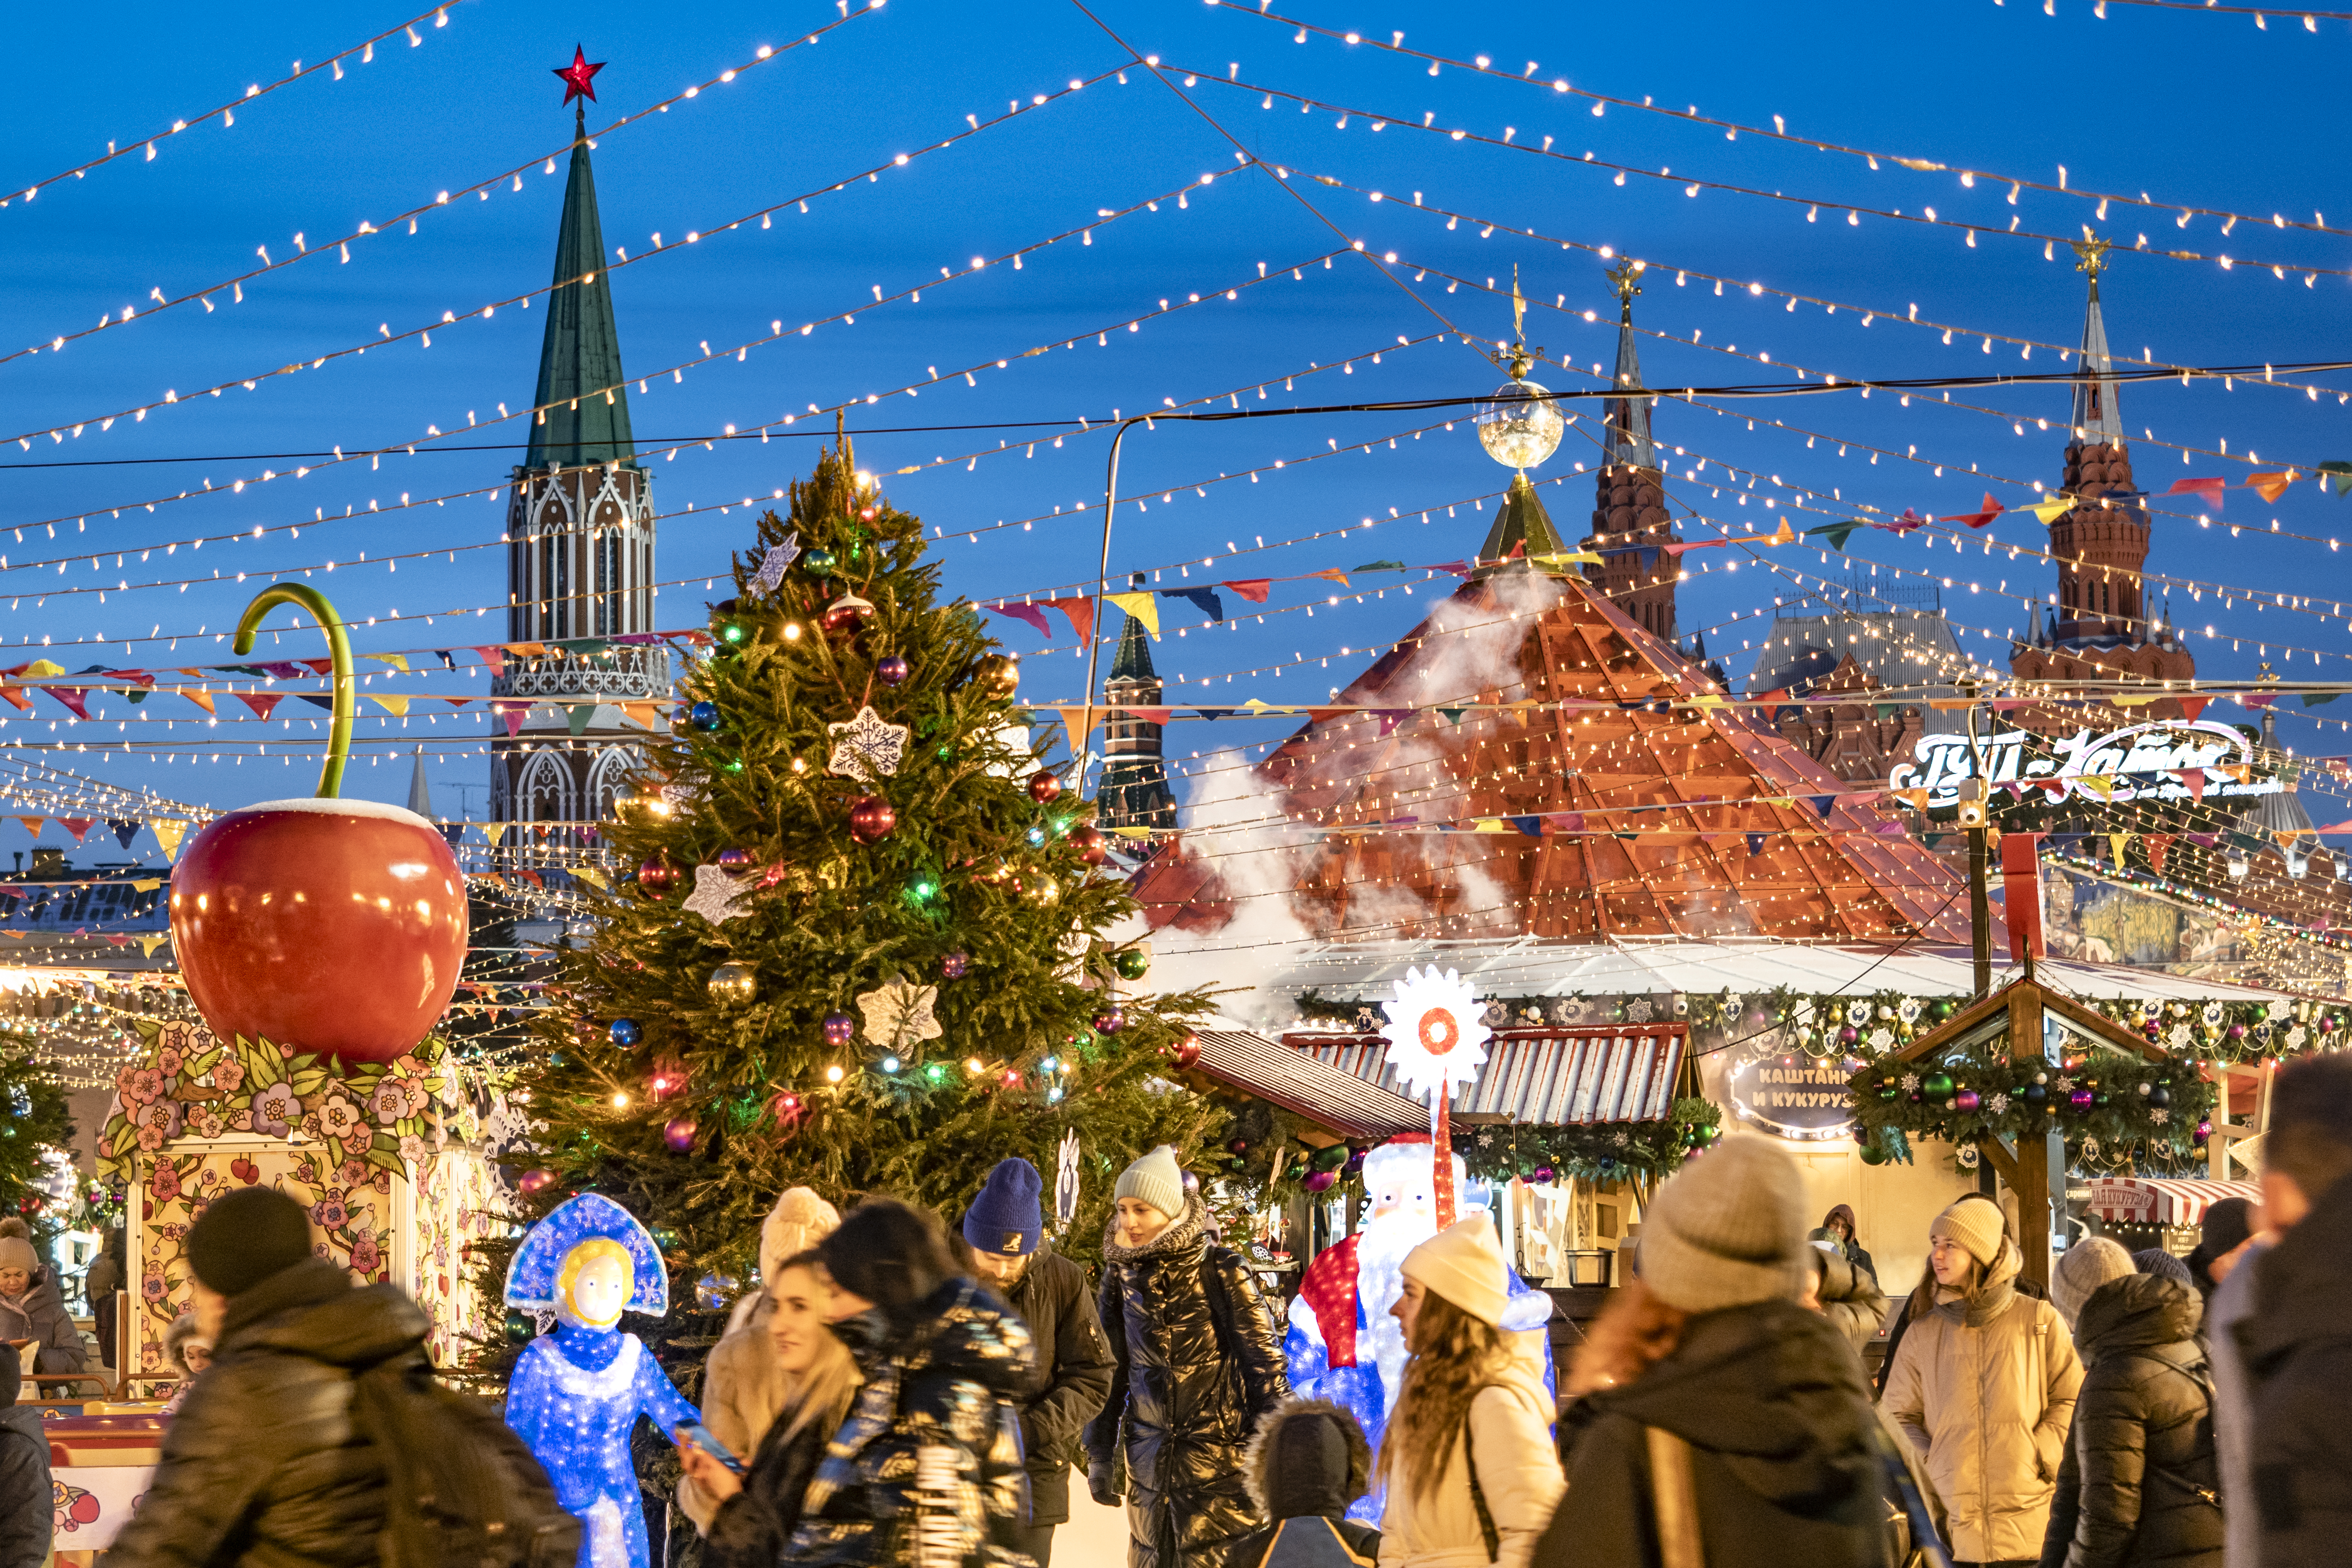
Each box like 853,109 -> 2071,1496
1475,377 -> 1564,470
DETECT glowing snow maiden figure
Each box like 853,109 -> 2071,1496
503,1192 -> 700,1568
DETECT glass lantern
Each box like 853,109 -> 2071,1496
1475,376 -> 1564,471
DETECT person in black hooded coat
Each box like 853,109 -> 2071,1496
1085,1149 -> 1289,1568
1222,1396 -> 1379,1568
2038,1271 -> 2221,1568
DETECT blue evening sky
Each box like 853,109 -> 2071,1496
4,0 -> 2348,848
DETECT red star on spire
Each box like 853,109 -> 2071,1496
553,45 -> 605,106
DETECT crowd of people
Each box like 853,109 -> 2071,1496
31,1051 -> 2352,1568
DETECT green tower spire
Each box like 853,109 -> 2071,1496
525,109 -> 636,470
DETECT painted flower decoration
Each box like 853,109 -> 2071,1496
156,1020 -> 202,1056
193,1110 -> 224,1140
115,1063 -> 153,1107
137,1100 -> 183,1141
1379,966 -> 1492,1102
211,1058 -> 245,1094
340,1159 -> 367,1186
125,1067 -> 165,1106
342,1131 -> 372,1163
399,1134 -> 429,1168
251,1082 -> 300,1138
347,1234 -> 381,1276
312,1190 -> 349,1231
317,1094 -> 362,1141
157,1046 -> 183,1079
370,1082 -> 408,1125
135,1122 -> 165,1154
149,1164 -> 182,1204
140,1273 -> 165,1303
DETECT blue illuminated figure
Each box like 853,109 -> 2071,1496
504,1192 -> 700,1568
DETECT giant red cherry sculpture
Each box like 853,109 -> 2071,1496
170,586 -> 469,1063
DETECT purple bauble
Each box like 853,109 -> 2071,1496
1837,1025 -> 1859,1045
663,1116 -> 698,1152
876,655 -> 911,686
2194,1119 -> 2214,1145
2070,1088 -> 2096,1111
715,846 -> 753,872
2226,1022 -> 2247,1042
1533,1165 -> 1556,1184
822,1011 -> 856,1046
1180,1168 -> 1201,1193
1303,1170 -> 1337,1194
517,1169 -> 556,1195
1093,1007 -> 1126,1034
941,951 -> 970,980
1955,1089 -> 1982,1113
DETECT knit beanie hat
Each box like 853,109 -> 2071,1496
187,1185 -> 315,1296
0,1235 -> 35,1277
1115,1145 -> 1185,1220
759,1187 -> 841,1286
1929,1197 -> 2008,1270
1401,1216 -> 1512,1327
1636,1133 -> 1807,1315
963,1157 -> 1045,1258
2051,1236 -> 2136,1327
2133,1247 -> 2193,1287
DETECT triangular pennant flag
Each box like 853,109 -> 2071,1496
2167,476 -> 2227,509
14,819 -> 41,840
363,654 -> 412,673
1221,579 -> 1272,604
566,702 -> 595,737
296,695 -> 335,711
152,819 -> 187,861
483,824 -> 507,846
435,650 -> 457,669
2145,834 -> 2175,875
1746,831 -> 1767,857
40,687 -> 89,720
109,819 -> 141,849
1306,568 -> 1352,587
369,695 -> 410,716
988,602 -> 1053,640
1045,597 -> 1095,644
1161,587 -> 1223,623
2030,496 -> 2073,524
60,818 -> 93,844
181,687 -> 215,715
1104,593 -> 1160,637
2320,460 -> 2352,497
2110,832 -> 2130,870
1805,523 -> 1861,552
0,688 -> 27,713
1808,794 -> 1837,819
472,646 -> 508,676
621,702 -> 663,730
236,692 -> 282,720
298,658 -> 333,675
1351,559 -> 1408,573
138,934 -> 168,957
1506,816 -> 1543,837
2305,693 -> 2341,708
2248,470 -> 2296,504
1057,706 -> 1097,750
497,702 -> 527,739
2178,695 -> 2209,723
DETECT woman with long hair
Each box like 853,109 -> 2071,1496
1374,1216 -> 1562,1568
676,1249 -> 861,1568
784,1198 -> 1035,1568
1882,1197 -> 2083,1568
1533,1135 -> 1887,1568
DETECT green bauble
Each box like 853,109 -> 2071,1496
504,1309 -> 536,1345
1931,1000 -> 1956,1021
1860,1145 -> 1888,1166
802,546 -> 838,576
1113,949 -> 1152,981
1922,1070 -> 1956,1100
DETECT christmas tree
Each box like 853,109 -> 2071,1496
506,441 -> 1221,1298
0,1040 -> 75,1244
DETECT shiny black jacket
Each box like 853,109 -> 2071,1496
2039,1274 -> 2220,1568
1534,1300 -> 1887,1568
786,1276 -> 1035,1568
705,1407 -> 830,1568
102,1257 -> 430,1568
1084,1196 -> 1290,1568
1000,1247 -> 1114,1525
2238,1174 -> 2352,1568
0,1406 -> 50,1568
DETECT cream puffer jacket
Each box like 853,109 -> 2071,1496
1377,1371 -> 1564,1568
1881,1242 -> 2083,1564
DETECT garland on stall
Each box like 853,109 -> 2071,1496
1845,1045 -> 2217,1163
96,1017 -> 464,1188
1464,1098 -> 1723,1185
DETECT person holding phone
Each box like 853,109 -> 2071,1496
676,1249 -> 860,1568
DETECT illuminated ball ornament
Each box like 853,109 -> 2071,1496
1921,1071 -> 1956,1101
501,1192 -> 699,1568
706,962 -> 757,1004
1303,1169 -> 1336,1194
609,1018 -> 642,1048
876,654 -> 911,686
971,654 -> 1020,699
820,592 -> 875,636
941,951 -> 970,980
689,701 -> 722,732
1473,360 -> 1565,472
714,846 -> 752,873
848,796 -> 897,845
1092,1006 -> 1126,1035
1070,825 -> 1109,866
801,546 -> 838,577
636,855 -> 678,897
662,1116 -> 698,1153
1027,769 -> 1064,805
822,1011 -> 856,1047
1954,1090 -> 1982,1113
517,1169 -> 558,1196
1113,947 -> 1152,981
2070,1088 -> 2097,1112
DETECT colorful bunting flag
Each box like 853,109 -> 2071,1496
1222,579 -> 1272,603
1161,587 -> 1223,623
988,602 -> 1054,640
152,820 -> 186,861
1045,597 -> 1095,643
1105,593 -> 1160,637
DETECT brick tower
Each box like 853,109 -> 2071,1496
1583,260 -> 1681,641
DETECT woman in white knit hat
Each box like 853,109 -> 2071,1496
1532,1133 -> 1889,1568
1373,1215 -> 1563,1568
1084,1145 -> 1289,1568
1881,1195 -> 2083,1568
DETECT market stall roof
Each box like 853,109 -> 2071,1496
2082,1176 -> 2261,1227
1172,1028 -> 1427,1141
1281,1025 -> 1687,1125
1267,936 -> 2305,1008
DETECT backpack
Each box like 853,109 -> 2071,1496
352,1355 -> 583,1568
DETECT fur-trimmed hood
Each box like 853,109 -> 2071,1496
1243,1395 -> 1371,1521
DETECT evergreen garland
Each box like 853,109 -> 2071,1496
498,447 -> 1223,1325
1463,1097 -> 1722,1185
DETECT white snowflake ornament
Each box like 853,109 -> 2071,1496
682,863 -> 755,925
749,531 -> 801,596
1379,965 -> 1491,1103
827,705 -> 910,783
1989,1092 -> 2011,1116
1900,1072 -> 1921,1093
857,977 -> 943,1049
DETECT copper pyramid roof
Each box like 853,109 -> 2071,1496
1134,565 -> 1980,945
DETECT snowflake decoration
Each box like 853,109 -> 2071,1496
2150,1108 -> 2170,1126
2169,1024 -> 2192,1049
681,863 -> 755,925
826,705 -> 910,783
2290,1025 -> 2309,1049
857,977 -> 943,1050
1611,1130 -> 1630,1147
1867,1028 -> 1894,1052
1988,1092 -> 2011,1116
659,783 -> 699,810
1900,1072 -> 1921,1093
2056,1075 -> 2077,1093
1897,997 -> 1923,1025
1626,998 -> 1655,1023
1379,966 -> 1491,1103
749,531 -> 801,596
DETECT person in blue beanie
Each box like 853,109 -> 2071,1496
962,1157 -> 1114,1568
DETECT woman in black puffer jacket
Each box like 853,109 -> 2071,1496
2040,1271 -> 2223,1568
1084,1147 -> 1289,1568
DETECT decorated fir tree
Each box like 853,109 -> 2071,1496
509,442 -> 1221,1297
0,1041 -> 73,1239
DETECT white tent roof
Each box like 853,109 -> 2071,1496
1270,937 -> 2302,1007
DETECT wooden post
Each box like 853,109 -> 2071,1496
2009,985 -> 2052,1291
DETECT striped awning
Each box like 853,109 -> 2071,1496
1278,1026 -> 1687,1125
1173,1030 -> 1428,1141
2082,1177 -> 2260,1227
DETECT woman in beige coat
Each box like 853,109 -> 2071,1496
1376,1217 -> 1563,1568
678,1187 -> 841,1528
1882,1196 -> 2083,1566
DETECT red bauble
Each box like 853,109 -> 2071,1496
170,799 -> 469,1064
1070,826 -> 1108,865
820,593 -> 875,636
637,854 -> 679,895
848,796 -> 897,845
1027,770 -> 1063,805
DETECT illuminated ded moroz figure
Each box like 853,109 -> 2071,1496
504,1192 -> 700,1568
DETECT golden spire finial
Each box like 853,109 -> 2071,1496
2071,230 -> 2111,277
1605,257 -> 1644,317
